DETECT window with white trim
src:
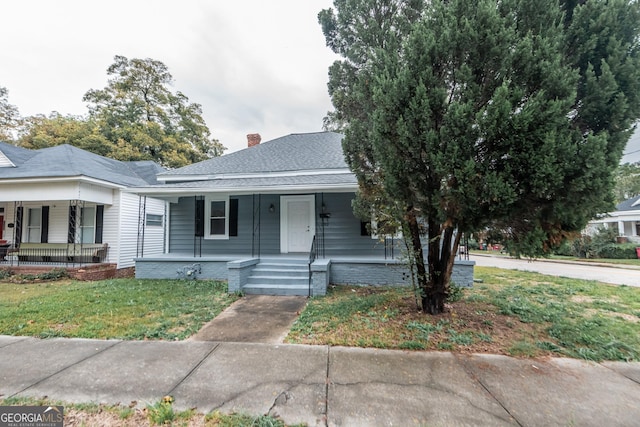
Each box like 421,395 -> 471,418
146,213 -> 163,227
27,208 -> 41,242
205,197 -> 229,239
80,207 -> 95,243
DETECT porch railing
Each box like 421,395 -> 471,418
0,244 -> 109,267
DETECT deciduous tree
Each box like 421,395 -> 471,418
0,86 -> 21,141
83,55 -> 225,167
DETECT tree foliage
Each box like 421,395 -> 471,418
8,57 -> 224,168
0,86 -> 21,141
82,55 -> 225,167
614,162 -> 640,203
18,113 -> 112,155
320,0 -> 640,314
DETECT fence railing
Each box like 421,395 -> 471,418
0,244 -> 109,267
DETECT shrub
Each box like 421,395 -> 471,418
597,243 -> 638,259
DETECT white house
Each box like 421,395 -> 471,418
587,195 -> 640,243
0,142 -> 167,274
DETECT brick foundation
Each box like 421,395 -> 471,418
1,264 -> 135,281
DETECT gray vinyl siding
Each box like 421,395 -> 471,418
169,194 -> 281,255
168,192 -> 396,257
316,192 -> 393,257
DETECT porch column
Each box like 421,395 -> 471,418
618,221 -> 625,236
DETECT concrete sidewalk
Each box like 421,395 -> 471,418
1,336 -> 639,426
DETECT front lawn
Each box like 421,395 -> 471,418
286,267 -> 640,361
0,278 -> 238,340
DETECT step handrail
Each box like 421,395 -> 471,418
308,235 -> 317,297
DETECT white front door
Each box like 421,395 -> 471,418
280,195 -> 315,253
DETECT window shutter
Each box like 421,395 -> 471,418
360,221 -> 371,236
95,205 -> 104,243
229,198 -> 239,237
195,199 -> 204,237
41,206 -> 49,243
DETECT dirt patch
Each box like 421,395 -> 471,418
289,287 -> 554,357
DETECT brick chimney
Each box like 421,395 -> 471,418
247,133 -> 261,148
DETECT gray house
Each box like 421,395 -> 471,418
132,132 -> 475,295
0,142 -> 167,275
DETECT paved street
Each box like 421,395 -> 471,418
471,254 -> 640,287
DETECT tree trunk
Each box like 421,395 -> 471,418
406,210 -> 463,315
406,209 -> 428,311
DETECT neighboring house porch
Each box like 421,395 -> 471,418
0,142 -> 167,274
587,195 -> 640,243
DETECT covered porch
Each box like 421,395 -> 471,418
130,186 -> 475,296
0,178 -> 114,267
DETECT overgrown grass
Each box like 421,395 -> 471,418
0,278 -> 239,340
287,267 -> 640,361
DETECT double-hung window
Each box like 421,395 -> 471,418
205,197 -> 229,239
27,208 -> 42,242
80,207 -> 95,243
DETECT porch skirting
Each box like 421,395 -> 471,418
134,255 -> 475,296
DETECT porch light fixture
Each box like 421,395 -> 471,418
269,203 -> 275,213
319,211 -> 331,226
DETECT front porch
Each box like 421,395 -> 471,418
134,253 -> 476,297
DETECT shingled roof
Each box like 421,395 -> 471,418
0,142 -> 164,187
616,195 -> 640,212
127,131 -> 357,195
159,132 -> 347,179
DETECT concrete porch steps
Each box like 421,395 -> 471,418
243,259 -> 311,296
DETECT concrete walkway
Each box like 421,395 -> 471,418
1,335 -> 639,426
190,295 -> 307,343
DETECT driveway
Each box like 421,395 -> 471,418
471,254 -> 640,287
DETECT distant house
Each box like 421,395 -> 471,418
0,142 -> 166,276
131,132 -> 475,295
587,195 -> 640,243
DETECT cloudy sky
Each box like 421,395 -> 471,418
1,0 -> 337,153
1,0 -> 639,160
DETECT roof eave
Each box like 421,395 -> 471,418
124,183 -> 360,197
0,175 -> 127,190
158,168 -> 353,182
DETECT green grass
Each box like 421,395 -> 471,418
1,396 -> 300,426
473,268 -> 640,360
0,278 -> 239,340
287,267 -> 640,361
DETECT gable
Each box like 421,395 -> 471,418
0,150 -> 15,167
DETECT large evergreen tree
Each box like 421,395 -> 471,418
321,0 -> 640,314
